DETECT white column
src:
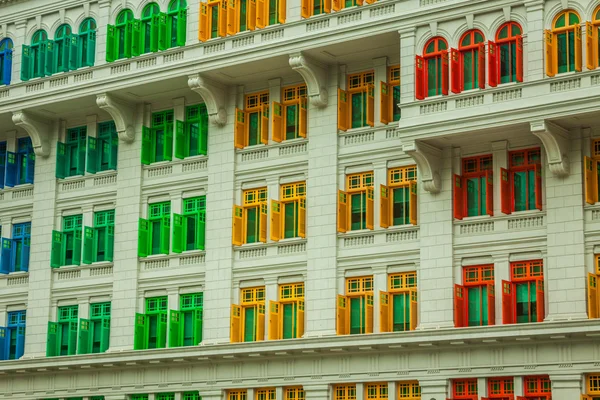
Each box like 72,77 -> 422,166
78,296 -> 90,319
264,277 -> 278,340
419,380 -> 448,400
304,384 -> 329,400
96,0 -> 112,67
514,376 -> 524,398
387,382 -> 397,400
525,0 -> 544,82
373,160 -> 386,231
399,28 -> 416,106
491,140 -> 508,217
269,78 -> 281,145
356,383 -> 364,400
13,20 -> 27,84
549,374 -> 583,400
493,255 -> 509,325
477,377 -> 486,399
372,266 -> 387,334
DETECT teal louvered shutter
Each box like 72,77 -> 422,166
44,41 -> 55,75
159,215 -> 170,254
46,321 -> 59,356
196,211 -> 206,250
36,40 -> 47,78
86,136 -> 98,174
134,313 -> 148,350
77,318 -> 91,354
156,312 -> 167,348
50,230 -> 63,268
163,123 -> 173,161
193,308 -> 203,345
168,310 -> 182,347
69,34 -> 79,70
20,45 -> 31,81
82,31 -> 96,67
76,137 -> 86,175
158,13 -> 168,51
82,226 -> 95,264
150,15 -> 160,52
55,141 -> 66,178
100,318 -> 110,352
106,25 -> 116,62
141,126 -> 152,165
106,225 -> 115,262
68,321 -> 78,355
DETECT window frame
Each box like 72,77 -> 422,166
0,38 -> 13,86
507,147 -> 542,213
457,29 -> 486,91
451,378 -> 478,400
419,36 -> 449,98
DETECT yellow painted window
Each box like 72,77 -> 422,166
280,283 -> 304,300
269,283 -> 305,340
285,387 -> 305,400
385,65 -> 401,122
256,389 -> 276,400
233,287 -> 266,343
341,71 -> 375,130
388,166 -> 417,186
347,172 -> 374,191
334,385 -> 357,400
241,287 -> 266,304
271,182 -> 306,241
397,381 -> 421,399
588,374 -> 600,395
346,276 -> 373,294
389,272 -> 417,291
235,91 -> 270,148
340,172 -> 374,232
246,92 -> 270,109
382,166 -> 418,227
229,391 -> 248,400
244,187 -> 268,205
232,187 -> 268,246
366,383 -> 388,400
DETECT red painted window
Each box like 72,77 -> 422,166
454,155 -> 493,219
455,30 -> 485,92
502,261 -> 545,325
452,379 -> 478,400
454,265 -> 495,327
490,21 -> 523,86
486,377 -> 514,399
501,148 -> 542,214
523,375 -> 551,400
416,37 -> 448,99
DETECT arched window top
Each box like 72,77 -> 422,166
459,29 -> 485,48
424,37 -> 448,55
32,30 -> 47,44
553,9 -> 580,29
142,3 -> 160,19
168,0 -> 187,12
116,9 -> 134,25
0,38 -> 13,51
496,21 -> 522,41
80,18 -> 97,33
55,24 -> 72,39
594,5 -> 600,21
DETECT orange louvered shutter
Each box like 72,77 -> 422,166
545,30 -> 556,77
380,81 -> 390,124
199,3 -> 209,42
337,88 -> 349,131
272,101 -> 282,142
415,55 -> 425,100
574,24 -> 582,72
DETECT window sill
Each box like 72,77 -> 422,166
142,156 -> 208,180
236,137 -> 308,153
139,250 -> 206,271
454,211 -> 547,238
51,262 -> 114,283
233,238 -> 307,260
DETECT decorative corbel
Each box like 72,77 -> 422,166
530,120 -> 570,177
96,93 -> 136,142
187,74 -> 227,126
289,52 -> 328,108
402,140 -> 442,193
11,111 -> 50,158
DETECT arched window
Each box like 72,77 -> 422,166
167,0 -> 187,48
79,18 -> 97,67
0,38 -> 13,85
456,29 -> 485,92
21,30 -> 48,81
107,9 -> 134,62
54,24 -> 72,73
415,37 -> 448,99
587,6 -> 600,70
142,3 -> 161,54
546,9 -> 581,76
491,21 -> 523,85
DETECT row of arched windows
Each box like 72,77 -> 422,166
106,0 -> 187,62
416,8 -> 600,100
20,18 -> 97,81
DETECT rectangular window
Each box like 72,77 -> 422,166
589,254 -> 600,319
56,126 -> 86,178
382,166 -> 417,227
487,377 -> 514,399
131,395 -> 149,400
134,296 -> 168,350
504,148 -> 542,213
338,71 -> 374,131
173,196 -> 206,253
397,381 -> 420,399
230,287 -> 265,342
0,310 -> 26,360
228,390 -> 248,400
365,383 -> 387,400
273,85 -> 307,142
337,276 -> 373,335
585,139 -> 600,205
47,305 -> 78,357
285,388 -> 305,400
338,172 -> 373,232
141,110 -> 174,165
175,104 -> 209,159
268,283 -> 304,340
523,376 -> 551,399
138,201 -> 171,257
454,265 -> 495,327
381,272 -> 417,332
51,215 -> 83,268
83,210 -> 115,264
87,121 -> 118,174
182,392 -> 201,400
169,293 -> 203,347
451,379 -> 477,400
86,302 -> 111,354
0,141 -> 5,188
0,222 -> 31,274
381,65 -> 401,124
454,155 -> 493,219
256,389 -> 275,400
234,92 -> 269,149
15,137 -> 35,186
271,182 -> 306,241
232,187 -> 268,245
334,385 -> 356,400
587,374 -> 600,398
156,393 -> 175,400
502,260 -> 545,324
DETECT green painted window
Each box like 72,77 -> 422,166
239,0 -> 248,32
175,104 -> 208,159
46,305 -> 78,356
56,126 -> 86,178
53,24 -> 73,74
169,293 -> 203,347
51,215 -> 83,268
117,9 -> 134,59
173,197 -> 205,253
167,0 -> 187,48
515,282 -> 538,323
138,201 -> 171,257
83,210 -> 115,264
87,121 -> 118,174
350,193 -> 367,230
131,395 -> 149,400
156,393 -> 175,400
141,3 -> 160,54
88,302 -> 111,354
182,392 -> 200,400
281,302 -> 297,339
78,18 -> 97,68
141,110 -> 174,165
134,297 -> 168,350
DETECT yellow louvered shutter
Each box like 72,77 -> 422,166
218,0 -> 228,37
380,81 -> 390,124
272,102 -> 283,142
380,184 -> 390,228
409,180 -> 418,225
379,291 -> 389,332
268,301 -> 280,340
260,104 -> 269,145
588,273 -> 598,319
301,0 -> 311,18
270,200 -> 281,241
585,156 -> 598,205
365,294 -> 373,333
256,0 -> 266,28
278,0 -> 286,23
298,198 -> 306,238
366,186 -> 374,230
234,108 -> 247,149
574,24 -> 582,72
259,202 -> 268,243
545,30 -> 556,77
256,303 -> 265,341
337,89 -> 348,131
366,84 -> 374,127
587,22 -> 598,70
336,294 -> 348,335
199,3 -> 209,41
230,304 -> 241,342
299,97 -> 307,138
227,0 -> 237,35
296,300 -> 305,338
410,289 -> 418,330
248,0 -> 257,30
332,0 -> 342,11
324,0 -> 331,12
337,190 -> 348,233
232,205 -> 244,245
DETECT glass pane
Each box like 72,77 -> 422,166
351,92 -> 366,129
246,207 -> 258,243
528,170 -> 536,210
350,193 -> 366,230
285,104 -> 298,140
243,307 -> 255,341
349,297 -> 364,334
392,293 -> 409,331
466,178 -> 479,216
248,112 -> 259,145
184,311 -> 194,345
284,202 -> 298,239
513,172 -> 526,211
467,286 -> 481,326
392,187 -> 409,226
239,0 -> 247,32
282,303 -> 296,339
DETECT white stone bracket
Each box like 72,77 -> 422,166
289,52 -> 329,108
530,120 -> 570,177
96,93 -> 136,143
188,74 -> 227,126
402,140 -> 442,193
11,111 -> 51,158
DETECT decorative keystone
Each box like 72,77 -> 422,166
11,111 -> 50,157
289,52 -> 328,108
188,74 -> 227,126
96,93 -> 136,143
402,140 -> 442,193
530,120 -> 570,177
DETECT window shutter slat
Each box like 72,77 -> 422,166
450,48 -> 461,94
516,35 -> 523,82
454,284 -> 466,328
488,40 -> 498,87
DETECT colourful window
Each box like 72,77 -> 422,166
83,302 -> 111,354
228,390 -> 248,400
546,10 -> 581,76
53,24 -> 73,74
172,196 -> 206,253
343,71 -> 374,130
380,65 -> 401,124
169,293 -> 203,347
381,273 -> 417,332
494,22 -> 523,84
156,394 -> 175,400
502,260 -> 545,324
138,201 -> 171,256
589,7 -> 600,71
134,296 -> 168,350
397,381 -> 420,399
234,91 -> 269,148
334,385 -> 357,400
338,172 -> 374,232
107,9 -> 134,61
272,84 -> 307,142
382,166 -> 417,227
458,30 -> 485,91
452,379 -> 477,400
167,0 -> 187,48
0,222 -> 31,274
523,376 -> 551,399
141,109 -> 175,165
256,388 -> 276,400
232,187 -> 268,245
56,126 -> 87,178
78,18 -> 97,68
270,182 -> 306,240
587,374 -> 600,398
365,383 -> 387,400
0,38 -> 13,86
47,305 -> 78,357
199,0 -> 225,41
417,37 -> 448,99
337,277 -> 374,335
504,148 -> 542,213
50,215 -> 83,268
174,104 -> 208,159
285,387 -> 305,400
454,155 -> 492,218
269,283 -> 305,340
231,287 -> 266,342
183,392 -> 201,400
82,210 -> 115,264
0,310 -> 26,360
585,139 -> 600,205
487,377 -> 514,399
87,121 -> 118,173
455,265 -> 495,327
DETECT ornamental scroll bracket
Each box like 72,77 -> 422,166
530,120 -> 570,177
188,74 -> 227,126
402,140 -> 442,193
12,111 -> 51,157
289,52 -> 329,108
96,93 -> 136,143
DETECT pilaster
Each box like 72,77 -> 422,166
399,27 -> 416,106
549,374 -> 584,400
372,57 -> 387,128
419,379 -> 448,400
525,0 -> 544,82
491,140 -> 508,217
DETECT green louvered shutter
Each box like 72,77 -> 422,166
69,35 -> 79,70
36,40 -> 47,78
134,313 -> 148,350
77,318 -> 91,354
138,218 -> 150,257
193,308 -> 203,345
141,126 -> 152,165
159,215 -> 170,254
199,111 -> 208,155
82,226 -> 94,264
76,138 -> 86,175
108,135 -> 118,170
55,142 -> 67,179
44,41 -> 55,76
174,120 -> 185,159
158,13 -> 168,51
150,15 -> 160,52
100,318 -> 110,352
46,321 -> 59,357
169,310 -> 182,347
50,230 -> 63,268
196,211 -> 206,250
86,136 -> 98,174
106,225 -> 115,262
172,213 -> 183,253
163,123 -> 173,161
106,25 -> 116,62
176,8 -> 187,46
124,22 -> 133,58
83,31 -> 96,67
131,19 -> 142,57
156,312 -> 167,348
21,45 -> 31,81
68,321 -> 78,355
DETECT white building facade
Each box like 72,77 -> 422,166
0,0 -> 600,399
